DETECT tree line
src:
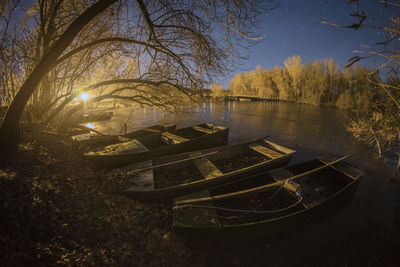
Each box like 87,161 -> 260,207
227,55 -> 382,110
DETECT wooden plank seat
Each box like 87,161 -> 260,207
269,168 -> 301,194
193,157 -> 223,179
249,144 -> 283,159
161,131 -> 189,144
192,125 -> 217,134
117,136 -> 130,142
174,154 -> 223,227
160,123 -> 176,130
319,155 -> 363,180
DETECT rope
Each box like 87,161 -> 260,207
173,196 -> 303,214
118,150 -> 219,174
238,184 -> 284,219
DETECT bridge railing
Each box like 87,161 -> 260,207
225,95 -> 283,102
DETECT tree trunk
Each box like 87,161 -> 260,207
0,0 -> 117,150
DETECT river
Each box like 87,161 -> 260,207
95,101 -> 399,265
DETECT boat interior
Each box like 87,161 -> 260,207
149,138 -> 291,189
92,124 -> 224,154
125,124 -> 177,139
136,123 -> 226,149
175,158 -> 359,226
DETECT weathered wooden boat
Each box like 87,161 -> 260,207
85,123 -> 229,169
79,111 -> 113,123
72,123 -> 176,150
113,137 -> 295,200
172,155 -> 363,238
63,124 -> 92,136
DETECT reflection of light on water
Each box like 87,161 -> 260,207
85,123 -> 95,129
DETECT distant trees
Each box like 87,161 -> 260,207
210,82 -> 227,99
284,55 -> 302,100
228,56 -> 377,110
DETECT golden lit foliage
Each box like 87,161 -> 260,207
228,56 -> 376,109
284,55 -> 302,99
210,82 -> 226,98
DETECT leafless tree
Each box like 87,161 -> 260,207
0,0 -> 270,149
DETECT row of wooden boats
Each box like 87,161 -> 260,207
85,123 -> 229,169
71,122 -> 363,236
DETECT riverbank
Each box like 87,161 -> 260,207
1,123 -> 399,265
0,131 -> 188,265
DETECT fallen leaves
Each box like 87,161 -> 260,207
0,131 -> 192,266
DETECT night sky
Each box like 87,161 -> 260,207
220,0 -> 399,87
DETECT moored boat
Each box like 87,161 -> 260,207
79,111 -> 113,123
172,155 -> 363,237
72,123 -> 176,150
85,123 -> 229,169
113,137 -> 295,200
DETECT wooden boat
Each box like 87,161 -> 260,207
79,111 -> 113,123
85,123 -> 229,169
172,155 -> 363,237
72,123 -> 176,150
113,137 -> 295,200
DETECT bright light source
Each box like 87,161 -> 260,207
80,92 -> 90,101
85,123 -> 95,129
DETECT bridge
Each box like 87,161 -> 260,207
225,95 -> 283,102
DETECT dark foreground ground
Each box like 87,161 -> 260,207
0,131 -> 399,266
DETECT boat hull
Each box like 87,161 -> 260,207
118,152 -> 293,200
116,137 -> 295,200
173,177 -> 360,239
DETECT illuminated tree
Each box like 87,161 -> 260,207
210,82 -> 226,99
271,66 -> 290,100
0,0 -> 268,149
284,55 -> 302,100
